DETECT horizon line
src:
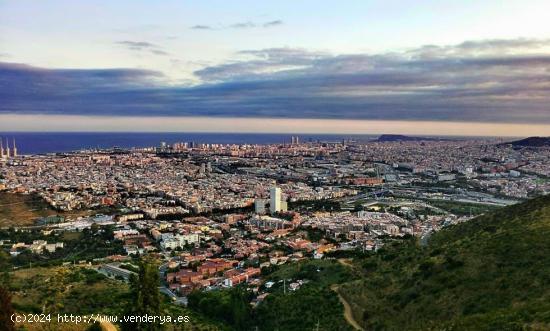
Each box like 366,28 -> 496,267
1,114 -> 549,137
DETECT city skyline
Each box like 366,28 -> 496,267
1,1 -> 550,135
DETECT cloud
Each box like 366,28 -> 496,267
194,48 -> 328,81
230,21 -> 256,29
263,20 -> 283,27
115,40 -> 169,56
190,25 -> 212,30
0,62 -> 165,114
151,49 -> 169,56
407,38 -> 550,59
190,20 -> 284,30
116,40 -> 157,49
2,38 -> 550,124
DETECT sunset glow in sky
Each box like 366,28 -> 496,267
1,0 -> 550,135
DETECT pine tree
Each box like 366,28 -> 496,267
122,258 -> 162,331
229,287 -> 251,330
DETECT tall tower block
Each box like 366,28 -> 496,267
270,187 -> 281,214
4,138 -> 10,158
0,137 -> 4,158
12,138 -> 17,157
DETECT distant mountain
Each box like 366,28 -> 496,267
505,136 -> 550,147
376,134 -> 439,142
339,195 -> 550,330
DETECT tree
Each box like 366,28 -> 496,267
0,250 -> 10,270
101,224 -> 115,240
0,286 -> 15,331
122,258 -> 162,331
90,222 -> 100,234
0,251 -> 12,287
228,287 -> 251,329
188,287 -> 251,330
87,323 -> 103,331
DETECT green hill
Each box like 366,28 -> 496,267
339,194 -> 550,330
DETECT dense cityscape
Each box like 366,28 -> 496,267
1,135 -> 548,316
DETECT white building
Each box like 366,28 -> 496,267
160,233 -> 200,250
160,238 -> 180,250
438,173 -> 456,182
270,187 -> 281,214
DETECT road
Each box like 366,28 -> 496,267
158,262 -> 188,305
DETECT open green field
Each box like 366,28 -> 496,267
426,199 -> 500,216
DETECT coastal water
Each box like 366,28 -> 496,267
0,132 -> 380,155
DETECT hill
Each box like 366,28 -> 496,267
339,194 -> 550,330
376,134 -> 439,142
504,136 -> 550,147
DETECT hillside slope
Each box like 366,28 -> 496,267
376,134 -> 437,142
339,195 -> 550,330
505,136 -> 550,147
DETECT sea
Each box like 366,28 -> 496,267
0,132 -> 384,155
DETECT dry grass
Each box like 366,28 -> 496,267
0,192 -> 95,227
0,192 -> 56,226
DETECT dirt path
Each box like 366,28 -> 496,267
337,258 -> 354,268
333,258 -> 365,330
331,283 -> 364,331
100,321 -> 118,331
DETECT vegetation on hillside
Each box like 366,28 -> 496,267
188,259 -> 356,331
188,287 -> 252,330
0,225 -> 125,268
3,261 -> 223,331
254,259 -> 355,331
339,194 -> 550,330
0,285 -> 15,331
122,258 -> 162,331
8,266 -> 128,315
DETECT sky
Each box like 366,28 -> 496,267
1,0 -> 550,136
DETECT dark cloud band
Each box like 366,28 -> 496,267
1,39 -> 550,124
